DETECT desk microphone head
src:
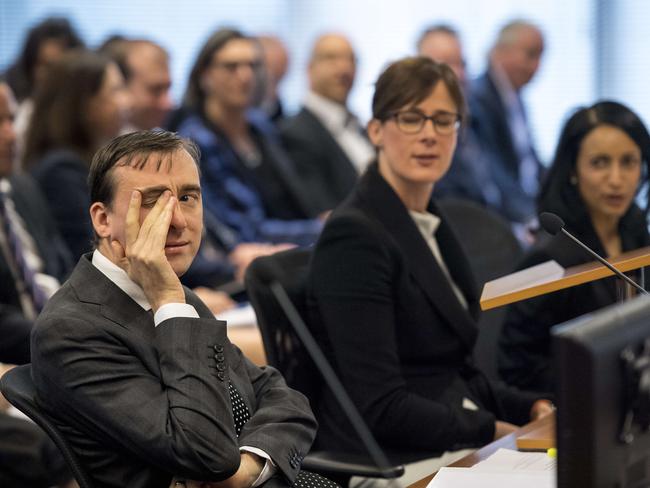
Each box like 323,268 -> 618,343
540,212 -> 566,236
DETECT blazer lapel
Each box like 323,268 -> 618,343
69,255 -> 155,340
358,166 -> 478,351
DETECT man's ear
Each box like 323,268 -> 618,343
89,202 -> 111,240
367,118 -> 383,148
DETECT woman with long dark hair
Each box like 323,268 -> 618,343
499,101 -> 650,393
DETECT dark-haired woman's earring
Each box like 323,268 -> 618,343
570,175 -> 578,185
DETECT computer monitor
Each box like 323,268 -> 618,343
553,294 -> 650,488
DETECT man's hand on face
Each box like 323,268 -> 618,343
110,190 -> 185,312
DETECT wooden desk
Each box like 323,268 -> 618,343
407,413 -> 555,488
227,325 -> 267,366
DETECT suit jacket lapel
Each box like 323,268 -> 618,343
301,108 -> 359,180
69,255 -> 156,340
358,166 -> 478,351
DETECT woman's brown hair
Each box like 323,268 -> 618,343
23,49 -> 111,169
371,56 -> 465,122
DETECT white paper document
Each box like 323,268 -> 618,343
427,467 -> 554,488
426,449 -> 555,488
471,448 -> 555,472
216,302 -> 258,328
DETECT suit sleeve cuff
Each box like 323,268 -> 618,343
240,446 -> 277,487
153,303 -> 200,327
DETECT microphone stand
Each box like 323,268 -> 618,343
267,280 -> 403,486
559,228 -> 648,297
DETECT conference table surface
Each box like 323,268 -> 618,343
407,413 -> 555,488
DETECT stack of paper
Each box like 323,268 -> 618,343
426,448 -> 555,488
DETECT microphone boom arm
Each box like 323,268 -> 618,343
561,229 -> 648,296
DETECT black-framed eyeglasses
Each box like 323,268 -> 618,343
386,110 -> 461,135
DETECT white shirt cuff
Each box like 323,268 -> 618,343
241,446 -> 277,487
153,303 -> 199,327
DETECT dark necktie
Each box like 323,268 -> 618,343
227,382 -> 338,488
228,381 -> 250,436
0,190 -> 48,318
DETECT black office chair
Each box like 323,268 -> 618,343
245,247 -> 404,486
0,364 -> 95,488
438,198 -> 524,381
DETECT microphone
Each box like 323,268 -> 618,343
539,212 -> 648,296
253,258 -> 403,484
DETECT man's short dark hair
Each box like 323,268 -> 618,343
88,129 -> 200,208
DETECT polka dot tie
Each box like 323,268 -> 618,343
227,382 -> 340,488
228,381 -> 250,437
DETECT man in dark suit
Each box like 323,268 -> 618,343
0,79 -> 73,487
470,20 -> 545,225
30,130 -> 325,488
417,25 -> 503,215
281,34 -> 374,215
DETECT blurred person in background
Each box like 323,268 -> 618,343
4,17 -> 84,160
470,20 -> 545,228
22,50 -> 130,261
418,25 -> 504,219
281,33 -> 374,216
175,28 -> 321,278
0,77 -> 76,488
100,37 -> 174,132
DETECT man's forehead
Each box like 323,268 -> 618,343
112,150 -> 199,185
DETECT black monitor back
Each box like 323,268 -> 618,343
553,295 -> 650,488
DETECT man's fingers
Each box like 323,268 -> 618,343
110,239 -> 129,272
125,191 -> 142,247
137,190 -> 172,242
149,196 -> 176,250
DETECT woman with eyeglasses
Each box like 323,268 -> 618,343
307,57 -> 551,481
174,28 -> 323,248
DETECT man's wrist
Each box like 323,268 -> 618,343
150,291 -> 186,312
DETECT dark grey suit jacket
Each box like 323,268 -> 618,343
308,164 -> 541,456
31,254 -> 317,488
470,70 -> 544,223
280,107 -> 359,216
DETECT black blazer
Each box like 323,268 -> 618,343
498,210 -> 650,393
307,164 -> 540,456
280,107 -> 359,216
31,255 -> 317,488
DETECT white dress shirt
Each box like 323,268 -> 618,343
408,211 -> 468,310
303,91 -> 375,173
91,250 -> 276,485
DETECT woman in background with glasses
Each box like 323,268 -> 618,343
307,57 -> 551,483
174,28 -> 322,248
